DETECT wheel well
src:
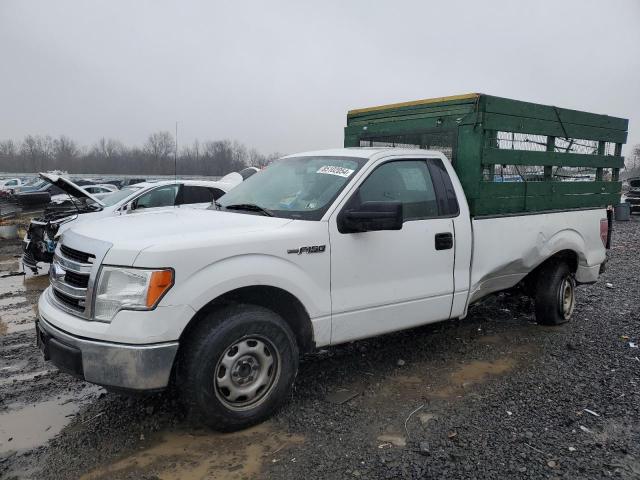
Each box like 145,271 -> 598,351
180,286 -> 315,354
523,249 -> 578,293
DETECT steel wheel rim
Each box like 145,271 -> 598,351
559,276 -> 576,320
214,335 -> 281,411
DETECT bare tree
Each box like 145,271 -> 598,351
249,149 -> 279,168
144,131 -> 175,162
0,139 -> 17,157
625,144 -> 640,178
53,136 -> 79,164
20,135 -> 55,172
181,139 -> 201,164
93,138 -> 124,159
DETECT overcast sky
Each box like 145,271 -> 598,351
1,0 -> 639,155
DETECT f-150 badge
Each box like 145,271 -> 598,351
287,245 -> 326,255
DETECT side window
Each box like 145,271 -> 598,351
428,158 -> 460,216
135,184 -> 179,209
211,188 -> 226,200
357,160 -> 439,221
181,186 -> 215,204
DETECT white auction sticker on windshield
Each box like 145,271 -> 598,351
316,165 -> 354,178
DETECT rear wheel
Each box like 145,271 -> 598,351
534,260 -> 576,325
178,304 -> 299,431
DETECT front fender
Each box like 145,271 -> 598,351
162,253 -> 331,323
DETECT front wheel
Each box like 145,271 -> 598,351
178,304 -> 299,431
534,260 -> 576,325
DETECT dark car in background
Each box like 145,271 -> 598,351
625,177 -> 640,213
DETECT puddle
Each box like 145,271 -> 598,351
0,385 -> 103,455
0,304 -> 38,335
0,261 -> 46,335
418,412 -> 436,425
0,295 -> 27,307
0,395 -> 81,454
0,257 -> 20,268
477,335 -> 503,344
433,358 -> 516,398
377,434 -> 406,447
24,272 -> 50,291
81,423 -> 304,480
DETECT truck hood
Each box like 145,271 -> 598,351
39,173 -> 105,206
66,208 -> 293,264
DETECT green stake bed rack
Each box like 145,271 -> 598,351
344,93 -> 627,217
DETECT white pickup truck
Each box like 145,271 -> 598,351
37,148 -> 609,430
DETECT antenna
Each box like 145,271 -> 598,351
174,121 -> 178,183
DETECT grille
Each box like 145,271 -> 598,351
51,242 -> 94,318
60,245 -> 95,264
53,289 -> 84,312
64,270 -> 89,288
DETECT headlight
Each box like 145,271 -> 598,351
94,267 -> 173,322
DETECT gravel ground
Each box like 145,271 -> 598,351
0,218 -> 638,479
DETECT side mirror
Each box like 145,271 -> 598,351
338,201 -> 403,234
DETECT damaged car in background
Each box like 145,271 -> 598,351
23,169 -> 258,272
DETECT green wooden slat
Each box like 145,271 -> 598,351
478,181 -> 621,198
472,192 -> 620,215
482,149 -> 625,168
348,107 -> 473,126
483,113 -> 628,144
344,118 -> 460,138
482,95 -> 628,131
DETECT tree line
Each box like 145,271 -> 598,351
0,132 -> 281,176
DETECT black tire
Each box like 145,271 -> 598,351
177,304 -> 299,431
534,260 -> 576,326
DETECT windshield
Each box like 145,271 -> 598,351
217,156 -> 366,220
101,186 -> 143,207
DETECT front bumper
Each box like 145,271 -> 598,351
625,196 -> 640,208
37,315 -> 179,391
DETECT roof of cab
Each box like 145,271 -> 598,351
283,147 -> 447,160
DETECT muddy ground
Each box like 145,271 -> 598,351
1,218 -> 639,479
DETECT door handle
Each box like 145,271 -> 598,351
435,232 -> 453,250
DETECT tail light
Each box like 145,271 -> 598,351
600,218 -> 609,248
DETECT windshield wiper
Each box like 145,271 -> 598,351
224,203 -> 274,217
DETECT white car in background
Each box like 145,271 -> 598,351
23,168 -> 258,271
0,178 -> 24,195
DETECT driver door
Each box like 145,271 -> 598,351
130,184 -> 180,212
328,158 -> 456,344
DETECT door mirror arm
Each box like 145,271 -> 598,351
121,201 -> 135,213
